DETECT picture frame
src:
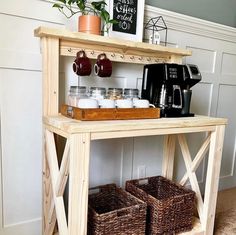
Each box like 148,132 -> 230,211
106,0 -> 145,42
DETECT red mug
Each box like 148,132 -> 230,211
73,50 -> 92,76
94,53 -> 112,77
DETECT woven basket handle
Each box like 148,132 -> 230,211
89,183 -> 116,195
137,179 -> 148,185
116,206 -> 139,218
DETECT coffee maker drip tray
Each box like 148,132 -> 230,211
161,109 -> 194,118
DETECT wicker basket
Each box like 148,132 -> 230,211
87,184 -> 147,235
126,176 -> 195,235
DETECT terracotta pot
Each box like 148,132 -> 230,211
78,15 -> 101,35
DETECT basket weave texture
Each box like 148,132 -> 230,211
126,176 -> 196,235
88,184 -> 147,235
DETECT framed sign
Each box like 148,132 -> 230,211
107,0 -> 145,42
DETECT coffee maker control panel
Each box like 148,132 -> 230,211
168,67 -> 178,79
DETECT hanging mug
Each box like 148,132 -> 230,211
73,50 -> 92,76
94,53 -> 112,77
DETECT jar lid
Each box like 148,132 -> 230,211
90,87 -> 106,92
108,88 -> 123,93
69,86 -> 87,94
124,88 -> 139,96
90,87 -> 106,95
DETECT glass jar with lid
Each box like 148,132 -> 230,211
68,86 -> 88,107
89,87 -> 106,104
107,88 -> 123,100
124,88 -> 139,100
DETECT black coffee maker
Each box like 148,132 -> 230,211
141,63 -> 201,117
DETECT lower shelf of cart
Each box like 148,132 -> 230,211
53,217 -> 204,235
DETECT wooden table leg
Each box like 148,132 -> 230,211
162,135 -> 176,180
43,148 -> 53,235
41,35 -> 59,235
68,133 -> 91,235
202,125 -> 225,235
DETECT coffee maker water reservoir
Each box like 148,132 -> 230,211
141,63 -> 201,117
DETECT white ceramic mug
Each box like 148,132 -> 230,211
77,98 -> 98,108
99,99 -> 116,108
133,99 -> 155,108
116,99 -> 133,108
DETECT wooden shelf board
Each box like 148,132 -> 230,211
44,115 -> 227,137
34,26 -> 192,60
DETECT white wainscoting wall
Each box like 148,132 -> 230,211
0,1 -> 236,234
144,5 -> 236,191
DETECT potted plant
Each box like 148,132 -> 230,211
52,0 -> 117,35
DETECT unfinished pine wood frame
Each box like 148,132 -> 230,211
35,27 -> 227,235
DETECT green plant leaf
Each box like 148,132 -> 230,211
52,3 -> 63,8
68,0 -> 79,5
68,0 -> 74,5
100,9 -> 110,22
77,0 -> 86,12
56,0 -> 66,3
109,19 -> 118,24
91,1 -> 106,11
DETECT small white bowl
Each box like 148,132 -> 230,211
116,99 -> 133,108
99,99 -> 116,108
77,99 -> 99,109
133,99 -> 155,108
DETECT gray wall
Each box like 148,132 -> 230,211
146,0 -> 236,28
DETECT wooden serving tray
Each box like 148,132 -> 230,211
60,105 -> 160,121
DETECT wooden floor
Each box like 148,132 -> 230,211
216,187 -> 236,213
214,187 -> 236,234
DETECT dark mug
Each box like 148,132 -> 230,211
73,50 -> 92,76
94,53 -> 112,77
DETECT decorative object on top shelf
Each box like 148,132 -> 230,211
105,0 -> 145,42
145,16 -> 168,46
52,0 -> 117,35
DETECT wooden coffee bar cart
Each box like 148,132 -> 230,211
35,26 -> 227,235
